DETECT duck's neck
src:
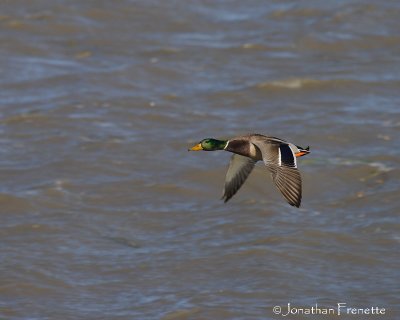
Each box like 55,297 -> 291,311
224,139 -> 253,157
211,139 -> 229,150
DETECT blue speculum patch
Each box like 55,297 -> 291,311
280,144 -> 296,167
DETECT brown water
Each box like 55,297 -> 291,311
1,1 -> 399,319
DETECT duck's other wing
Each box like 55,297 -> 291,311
222,154 -> 256,203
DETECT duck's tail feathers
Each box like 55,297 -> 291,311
295,146 -> 310,157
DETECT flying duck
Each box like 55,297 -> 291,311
188,134 -> 309,207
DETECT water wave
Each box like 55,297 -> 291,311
256,77 -> 398,90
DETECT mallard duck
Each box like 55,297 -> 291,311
188,134 -> 310,207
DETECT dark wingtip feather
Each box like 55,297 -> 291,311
287,198 -> 301,208
293,201 -> 301,208
221,194 -> 230,203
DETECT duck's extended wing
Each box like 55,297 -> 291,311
222,154 -> 256,203
252,139 -> 302,207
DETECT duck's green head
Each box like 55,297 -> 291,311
188,138 -> 228,151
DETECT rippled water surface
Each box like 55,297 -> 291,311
1,1 -> 399,319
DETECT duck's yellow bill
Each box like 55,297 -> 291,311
188,143 -> 203,151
